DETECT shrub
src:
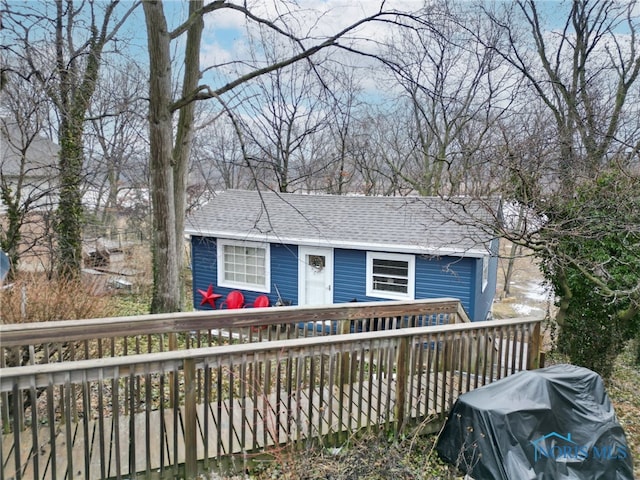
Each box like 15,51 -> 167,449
0,272 -> 115,323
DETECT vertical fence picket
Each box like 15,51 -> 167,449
81,371 -> 91,480
203,359 -> 211,468
384,342 -> 394,431
28,376 -> 39,480
496,328 -> 505,380
97,369 -> 107,480
11,383 -> 21,480
528,322 -> 542,370
238,354 -> 247,460
172,363 -> 180,478
355,344 -> 365,430
327,345 -> 336,438
46,381 -> 56,480
395,336 -> 409,432
184,358 -> 197,479
216,358 -> 223,460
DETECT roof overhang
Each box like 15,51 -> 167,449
184,227 -> 491,258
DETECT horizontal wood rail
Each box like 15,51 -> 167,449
0,298 -> 467,347
1,309 -> 542,480
0,298 -> 468,361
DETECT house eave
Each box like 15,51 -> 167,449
185,227 -> 490,258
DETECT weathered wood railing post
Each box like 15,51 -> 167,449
169,332 -> 177,407
184,358 -> 198,479
338,319 -> 351,385
527,321 -> 542,370
394,336 -> 410,433
455,303 -> 471,323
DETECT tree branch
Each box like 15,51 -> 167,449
170,9 -> 423,112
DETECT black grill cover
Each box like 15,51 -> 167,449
436,364 -> 633,479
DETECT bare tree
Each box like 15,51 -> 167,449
84,63 -> 148,232
0,80 -> 58,278
387,2 -> 514,196
142,0 -> 427,313
353,106 -> 417,197
233,27 -> 371,195
483,0 -> 640,191
478,0 -> 640,375
240,56 -> 330,193
317,66 -> 364,195
2,0 -> 140,277
189,113 -> 253,207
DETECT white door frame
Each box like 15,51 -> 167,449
298,246 -> 334,306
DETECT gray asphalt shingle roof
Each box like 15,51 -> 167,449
185,190 -> 500,257
0,123 -> 59,178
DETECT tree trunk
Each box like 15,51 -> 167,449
172,0 -> 204,308
144,0 -> 181,313
56,118 -> 85,277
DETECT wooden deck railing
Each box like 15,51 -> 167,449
0,300 -> 541,480
0,298 -> 469,366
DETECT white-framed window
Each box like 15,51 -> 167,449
217,239 -> 270,292
481,256 -> 489,292
366,251 -> 415,300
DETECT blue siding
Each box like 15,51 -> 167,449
191,236 -> 298,309
333,249 -> 367,302
473,238 -> 500,321
333,248 -> 477,319
415,255 -> 474,317
269,244 -> 298,305
191,236 -> 217,309
192,236 -> 494,321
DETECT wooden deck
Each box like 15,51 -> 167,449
1,300 -> 542,480
2,371 -> 456,479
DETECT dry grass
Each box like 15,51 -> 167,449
0,272 -> 117,324
0,243 -> 155,324
242,429 -> 461,480
607,343 -> 640,473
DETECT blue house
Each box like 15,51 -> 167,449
185,190 -> 500,321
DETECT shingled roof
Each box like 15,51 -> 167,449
0,123 -> 59,178
185,190 -> 500,257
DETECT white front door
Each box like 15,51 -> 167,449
298,246 -> 334,306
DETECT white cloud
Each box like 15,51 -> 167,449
199,0 -> 425,64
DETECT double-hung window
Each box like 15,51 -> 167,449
217,239 -> 270,292
366,252 -> 415,300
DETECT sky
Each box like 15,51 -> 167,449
7,0 -> 638,119
118,0 -> 614,93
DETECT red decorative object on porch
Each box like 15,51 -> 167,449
197,284 -> 222,308
252,295 -> 270,308
222,290 -> 245,309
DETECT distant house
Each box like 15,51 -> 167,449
185,190 -> 501,321
0,122 -> 60,214
0,122 -> 61,271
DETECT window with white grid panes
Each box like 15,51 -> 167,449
217,240 -> 270,292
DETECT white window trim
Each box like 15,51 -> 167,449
481,256 -> 489,293
366,251 -> 415,300
217,239 -> 271,293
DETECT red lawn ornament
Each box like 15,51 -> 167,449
197,284 -> 222,308
223,290 -> 245,309
251,294 -> 270,332
253,295 -> 270,308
